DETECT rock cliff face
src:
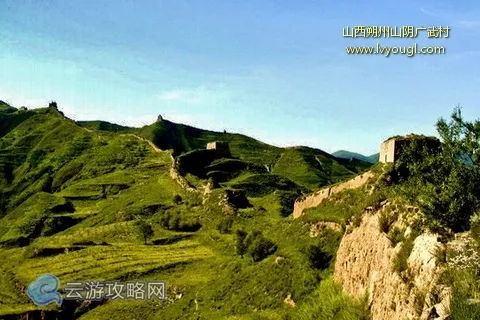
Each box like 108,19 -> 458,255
334,206 -> 451,320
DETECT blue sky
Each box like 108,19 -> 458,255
1,0 -> 479,155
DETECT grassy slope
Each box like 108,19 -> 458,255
136,121 -> 372,191
0,107 -> 369,319
272,147 -> 371,190
76,120 -> 131,133
135,120 -> 282,165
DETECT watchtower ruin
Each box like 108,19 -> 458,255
206,141 -> 231,157
379,134 -> 441,164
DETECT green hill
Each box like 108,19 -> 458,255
0,100 -> 17,113
332,150 -> 379,164
0,103 -> 36,139
0,103 -> 373,319
76,120 -> 131,132
366,153 -> 379,163
135,119 -> 282,165
135,120 -> 371,191
272,147 -> 371,190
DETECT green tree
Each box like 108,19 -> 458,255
172,194 -> 183,205
247,236 -> 277,262
306,244 -> 332,270
216,216 -> 234,234
235,229 -> 248,258
136,219 -> 154,244
434,107 -> 480,230
394,106 -> 480,231
29,149 -> 46,168
235,230 -> 277,262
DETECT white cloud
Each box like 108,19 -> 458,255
156,85 -> 230,104
0,91 -> 48,109
420,7 -> 442,18
157,89 -> 203,103
420,7 -> 480,31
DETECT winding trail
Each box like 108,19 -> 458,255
125,134 -> 199,193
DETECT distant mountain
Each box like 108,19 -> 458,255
366,153 -> 380,163
332,150 -> 379,164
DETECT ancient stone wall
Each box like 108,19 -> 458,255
293,171 -> 374,219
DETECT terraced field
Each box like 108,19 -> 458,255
15,240 -> 214,284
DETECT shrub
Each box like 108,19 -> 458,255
365,190 -> 387,210
41,216 -> 79,236
351,211 -> 363,228
247,235 -> 277,262
235,229 -> 248,257
158,210 -> 201,232
289,277 -> 370,320
244,230 -> 262,249
168,216 -> 180,230
306,244 -> 333,270
277,190 -> 301,217
387,227 -> 405,247
378,211 -> 396,234
432,244 -> 447,265
441,265 -> 480,319
29,149 -> 46,167
393,236 -> 415,275
235,230 -> 277,262
135,219 -> 154,244
414,290 -> 427,316
302,228 -> 340,270
178,217 -> 201,232
230,174 -> 307,197
217,216 -> 234,234
65,135 -> 92,158
390,107 -> 480,232
18,216 -> 45,238
470,213 -> 480,244
172,195 -> 183,205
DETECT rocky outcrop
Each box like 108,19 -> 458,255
334,208 -> 450,320
283,294 -> 296,308
293,171 -> 374,218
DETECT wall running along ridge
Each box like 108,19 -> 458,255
293,171 -> 374,219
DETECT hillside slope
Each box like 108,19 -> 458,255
134,120 -> 372,190
0,103 -> 372,319
76,120 -> 131,133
